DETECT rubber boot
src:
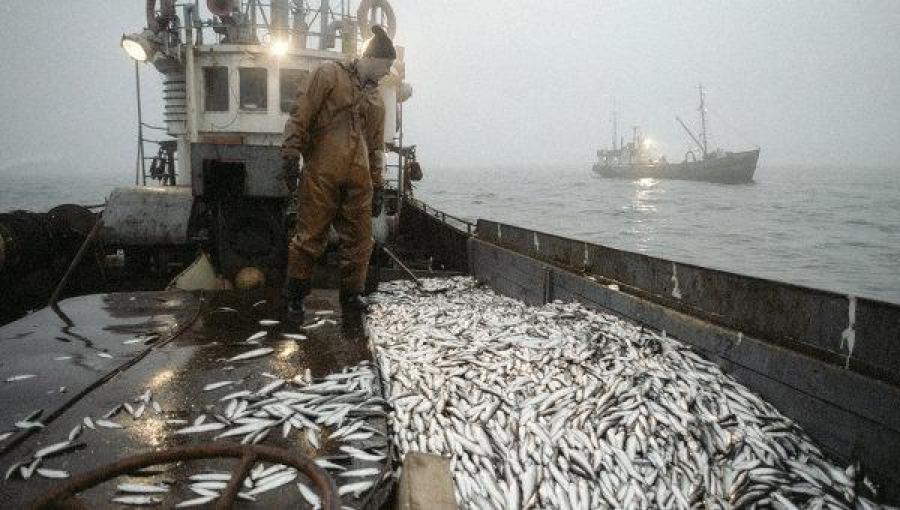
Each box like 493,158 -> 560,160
339,289 -> 369,314
283,278 -> 310,327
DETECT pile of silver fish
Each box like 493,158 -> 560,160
369,277 -> 882,509
5,354 -> 389,507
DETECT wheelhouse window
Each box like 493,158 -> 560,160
203,66 -> 229,112
280,69 -> 309,113
239,68 -> 268,111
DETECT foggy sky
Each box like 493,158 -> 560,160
1,1 -> 899,177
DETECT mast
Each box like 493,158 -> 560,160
698,84 -> 709,158
611,110 -> 618,151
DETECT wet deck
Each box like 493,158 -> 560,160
0,289 -> 391,508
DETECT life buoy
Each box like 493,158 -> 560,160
207,0 -> 235,17
147,0 -> 178,32
357,0 -> 397,40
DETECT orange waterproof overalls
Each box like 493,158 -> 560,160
281,60 -> 385,293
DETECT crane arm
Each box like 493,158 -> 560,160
676,116 -> 705,156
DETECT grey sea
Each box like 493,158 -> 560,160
415,164 -> 900,305
1,163 -> 898,304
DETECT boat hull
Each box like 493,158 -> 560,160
593,148 -> 760,184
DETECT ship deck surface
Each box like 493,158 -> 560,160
0,289 -> 389,508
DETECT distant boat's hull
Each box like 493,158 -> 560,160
593,149 -> 760,184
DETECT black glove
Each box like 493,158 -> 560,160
372,188 -> 384,217
282,157 -> 300,194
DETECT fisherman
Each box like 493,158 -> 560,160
280,25 -> 396,325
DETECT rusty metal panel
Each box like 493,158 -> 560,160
476,220 -> 900,387
101,187 -> 194,245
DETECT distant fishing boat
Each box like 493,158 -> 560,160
593,86 -> 760,184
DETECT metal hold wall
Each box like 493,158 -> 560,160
399,199 -> 470,272
476,220 -> 900,388
469,226 -> 900,501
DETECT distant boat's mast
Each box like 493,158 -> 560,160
698,84 -> 709,157
611,110 -> 618,151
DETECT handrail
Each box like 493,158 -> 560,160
405,197 -> 476,236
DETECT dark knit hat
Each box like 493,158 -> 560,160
363,25 -> 396,59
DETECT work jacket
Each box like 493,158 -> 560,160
281,60 -> 386,189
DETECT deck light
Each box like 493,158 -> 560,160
270,39 -> 290,57
121,31 -> 158,62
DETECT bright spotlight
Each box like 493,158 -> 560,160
271,39 -> 290,57
121,31 -> 158,62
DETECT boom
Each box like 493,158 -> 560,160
676,116 -> 705,156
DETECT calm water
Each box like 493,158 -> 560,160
415,164 -> 900,304
1,163 -> 898,304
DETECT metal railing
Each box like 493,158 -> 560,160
405,197 -> 476,236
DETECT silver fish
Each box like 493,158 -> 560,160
227,348 -> 274,362
110,496 -> 163,506
175,496 -> 216,508
259,320 -> 280,326
297,481 -> 322,509
117,483 -> 170,493
97,352 -> 113,359
369,277 -> 872,509
338,479 -> 375,497
15,421 -> 44,430
34,440 -> 72,458
95,419 -> 123,429
175,422 -> 226,434
36,468 -> 69,479
190,481 -> 227,491
247,331 -> 268,342
339,446 -> 385,462
5,374 -> 36,382
67,425 -> 83,441
189,473 -> 231,482
339,468 -> 380,478
244,470 -> 297,496
203,380 -> 236,391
